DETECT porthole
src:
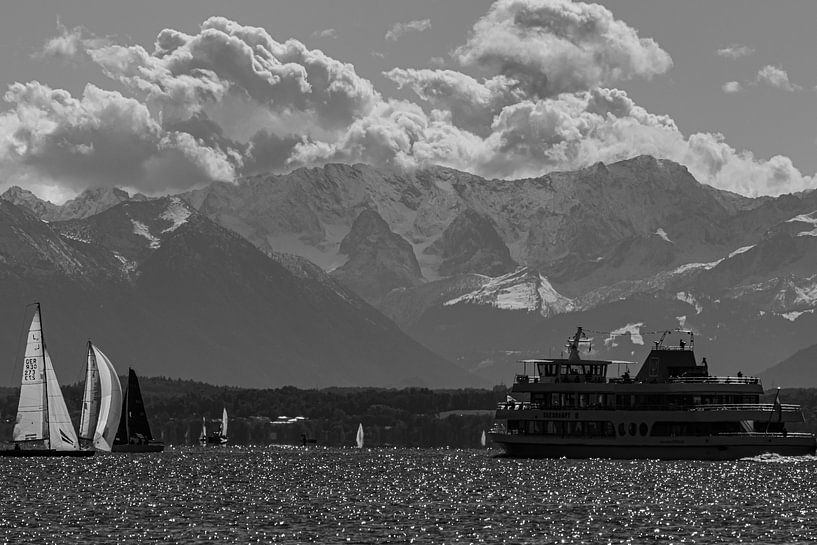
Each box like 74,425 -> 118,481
639,423 -> 648,436
628,423 -> 636,436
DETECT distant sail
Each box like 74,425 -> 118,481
199,417 -> 207,445
480,430 -> 487,448
356,423 -> 364,448
78,342 -> 100,443
90,344 -> 123,451
220,408 -> 228,442
115,368 -> 154,445
13,308 -> 48,443
44,348 -> 79,450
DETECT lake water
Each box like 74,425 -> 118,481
0,447 -> 815,543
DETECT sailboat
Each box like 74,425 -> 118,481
1,303 -> 92,457
206,408 -> 228,445
78,340 -> 123,451
198,417 -> 207,446
356,423 -> 364,448
480,429 -> 487,448
111,368 -> 164,452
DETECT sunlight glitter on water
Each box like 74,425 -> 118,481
0,447 -> 815,543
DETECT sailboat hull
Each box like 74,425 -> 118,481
111,442 -> 164,453
0,448 -> 95,457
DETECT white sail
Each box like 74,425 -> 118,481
12,308 -> 47,442
91,344 -> 123,451
356,423 -> 364,448
199,417 -> 207,444
78,343 -> 100,441
44,349 -> 79,450
221,408 -> 228,438
480,430 -> 487,448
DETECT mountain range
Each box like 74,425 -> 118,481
4,155 -> 817,387
0,196 -> 478,388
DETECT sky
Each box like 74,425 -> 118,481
0,0 -> 815,203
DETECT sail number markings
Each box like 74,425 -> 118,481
23,358 -> 39,381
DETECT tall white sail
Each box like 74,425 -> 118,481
78,343 -> 100,441
356,423 -> 364,448
221,408 -> 228,438
480,430 -> 487,448
199,417 -> 207,444
91,344 -> 123,451
12,308 -> 47,442
44,349 -> 79,450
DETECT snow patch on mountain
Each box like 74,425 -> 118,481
444,268 -> 575,316
676,291 -> 703,314
61,232 -> 92,245
728,245 -> 755,258
779,309 -> 815,321
132,220 -> 160,249
786,210 -> 817,237
160,198 -> 192,233
676,315 -> 687,328
604,322 -> 645,347
654,228 -> 672,243
672,259 -> 721,275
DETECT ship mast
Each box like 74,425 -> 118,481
566,327 -> 588,361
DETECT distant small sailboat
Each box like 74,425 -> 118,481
480,429 -> 487,448
112,368 -> 164,452
1,303 -> 92,457
199,417 -> 207,446
78,340 -> 123,451
206,408 -> 229,445
356,423 -> 364,448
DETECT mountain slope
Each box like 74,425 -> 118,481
0,199 -> 482,388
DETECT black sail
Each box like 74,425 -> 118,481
114,368 -> 153,444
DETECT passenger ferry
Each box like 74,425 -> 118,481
490,327 -> 816,459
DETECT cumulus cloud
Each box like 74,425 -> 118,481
756,65 -> 801,91
385,19 -> 432,41
716,44 -> 755,59
311,28 -> 337,40
2,4 -> 814,200
0,81 -> 237,194
453,0 -> 672,98
721,81 -> 742,94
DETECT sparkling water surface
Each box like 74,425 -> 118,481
0,447 -> 815,544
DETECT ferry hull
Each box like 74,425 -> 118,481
0,449 -> 95,457
111,442 -> 164,453
492,434 -> 817,460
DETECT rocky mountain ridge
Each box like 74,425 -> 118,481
6,156 -> 817,386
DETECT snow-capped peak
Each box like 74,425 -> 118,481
444,268 -> 575,317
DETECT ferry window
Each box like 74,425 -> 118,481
639,423 -> 648,436
605,422 -> 615,437
628,423 -> 636,436
649,357 -> 659,377
618,423 -> 625,437
579,394 -> 588,408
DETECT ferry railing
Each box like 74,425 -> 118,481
495,402 -> 802,412
515,374 -> 607,384
665,376 -> 760,385
689,403 -> 800,412
717,432 -> 814,438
